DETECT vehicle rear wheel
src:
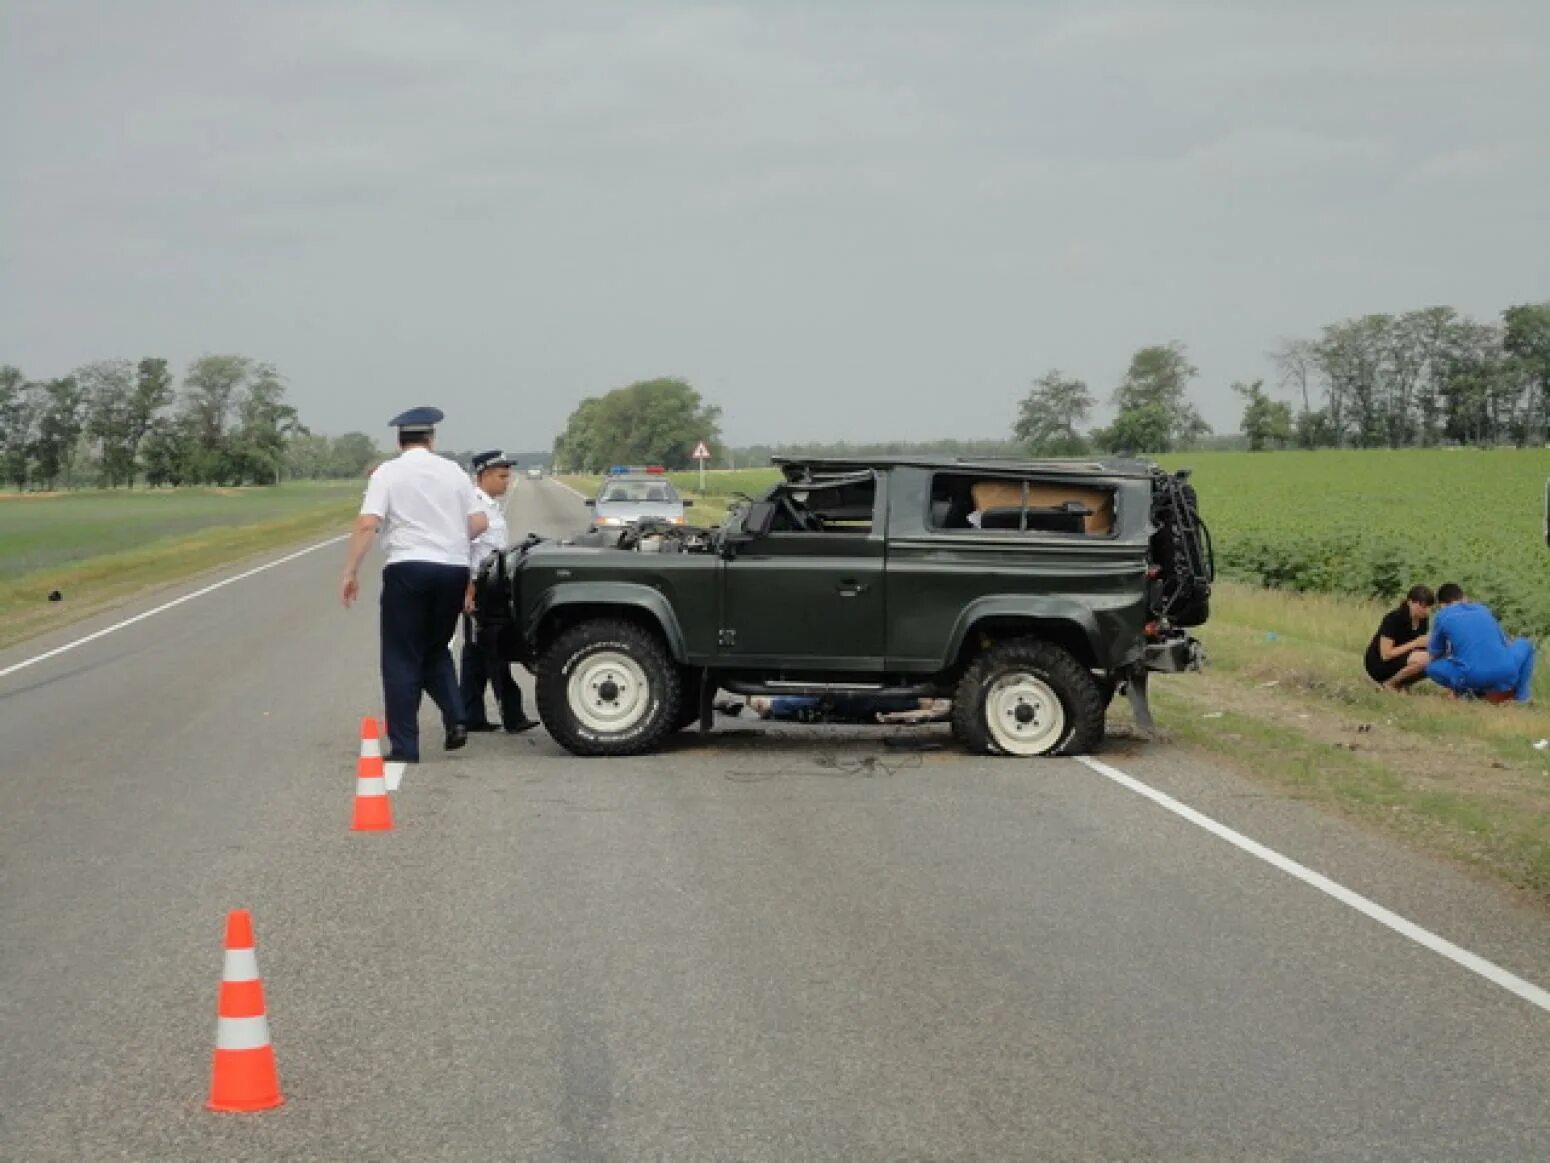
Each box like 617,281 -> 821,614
952,639 -> 1105,758
536,619 -> 682,756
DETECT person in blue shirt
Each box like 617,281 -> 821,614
1424,582 -> 1535,702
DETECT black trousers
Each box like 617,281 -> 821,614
380,562 -> 468,760
458,612 -> 526,728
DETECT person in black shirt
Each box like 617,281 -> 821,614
1364,584 -> 1435,690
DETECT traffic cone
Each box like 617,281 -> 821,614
352,716 -> 393,832
207,909 -> 283,1112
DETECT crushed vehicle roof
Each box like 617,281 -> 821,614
770,454 -> 1162,479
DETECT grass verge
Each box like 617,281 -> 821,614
0,488 -> 356,650
1156,582 -> 1550,898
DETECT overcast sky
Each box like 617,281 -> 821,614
3,1 -> 1547,451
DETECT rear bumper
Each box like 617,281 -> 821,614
1143,633 -> 1203,673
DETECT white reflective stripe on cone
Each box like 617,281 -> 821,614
222,948 -> 260,982
361,738 -> 382,758
357,776 -> 386,795
215,1014 -> 272,1052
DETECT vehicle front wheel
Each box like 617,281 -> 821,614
952,639 -> 1105,758
536,619 -> 682,756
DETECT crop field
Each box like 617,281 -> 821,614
0,482 -> 360,647
0,482 -> 360,581
1156,448 -> 1550,637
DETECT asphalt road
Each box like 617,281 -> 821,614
4,476 -> 1550,1161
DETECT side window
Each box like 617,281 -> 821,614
768,474 -> 878,535
928,472 -> 1115,536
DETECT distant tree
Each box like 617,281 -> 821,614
285,430 -> 380,480
554,378 -> 721,471
1233,379 -> 1294,451
1271,338 -> 1322,444
1092,402 -> 1173,455
553,396 -> 606,473
230,363 -> 304,484
1503,302 -> 1550,442
32,376 -> 86,489
127,358 -> 175,477
1293,408 -> 1336,450
1097,343 -> 1210,453
140,416 -> 196,487
78,359 -> 138,487
181,355 -> 253,482
1013,370 -> 1093,455
285,432 -> 332,480
0,366 -> 39,490
1435,320 -> 1512,445
329,432 -> 381,478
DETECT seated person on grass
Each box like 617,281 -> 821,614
1364,584 -> 1434,691
1425,582 -> 1535,704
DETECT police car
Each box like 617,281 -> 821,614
585,466 -> 693,527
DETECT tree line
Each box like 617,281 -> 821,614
0,356 -> 381,490
552,377 -> 722,472
1013,300 -> 1550,456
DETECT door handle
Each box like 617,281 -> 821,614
837,580 -> 870,597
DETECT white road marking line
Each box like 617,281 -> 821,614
0,535 -> 349,680
549,478 -> 588,501
1076,755 -> 1550,1014
384,761 -> 407,793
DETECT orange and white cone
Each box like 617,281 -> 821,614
207,909 -> 283,1112
352,716 -> 394,831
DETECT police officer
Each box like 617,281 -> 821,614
340,407 -> 487,763
459,450 -> 537,733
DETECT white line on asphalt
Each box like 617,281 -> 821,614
1076,754 -> 1550,1015
550,478 -> 588,501
0,535 -> 350,681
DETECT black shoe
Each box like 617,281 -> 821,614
465,721 -> 500,733
445,724 -> 469,751
503,717 -> 540,735
383,751 -> 419,764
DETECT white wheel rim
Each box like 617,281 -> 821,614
985,672 -> 1066,756
569,651 -> 652,735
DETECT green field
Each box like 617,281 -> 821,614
1155,448 -> 1550,637
0,483 -> 360,647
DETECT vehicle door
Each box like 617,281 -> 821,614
717,475 -> 886,670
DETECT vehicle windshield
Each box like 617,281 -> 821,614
599,479 -> 680,504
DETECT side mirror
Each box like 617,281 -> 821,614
683,498 -> 694,508
583,497 -> 595,507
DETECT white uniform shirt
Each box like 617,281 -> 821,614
470,486 -> 509,570
360,447 -> 481,567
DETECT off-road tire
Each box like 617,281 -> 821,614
536,619 -> 682,757
952,639 -> 1106,758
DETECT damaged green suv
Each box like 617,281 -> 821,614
477,457 -> 1212,758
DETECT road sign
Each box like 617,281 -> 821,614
692,441 -> 711,461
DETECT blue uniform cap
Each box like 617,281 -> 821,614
472,449 -> 513,472
388,406 -> 444,433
